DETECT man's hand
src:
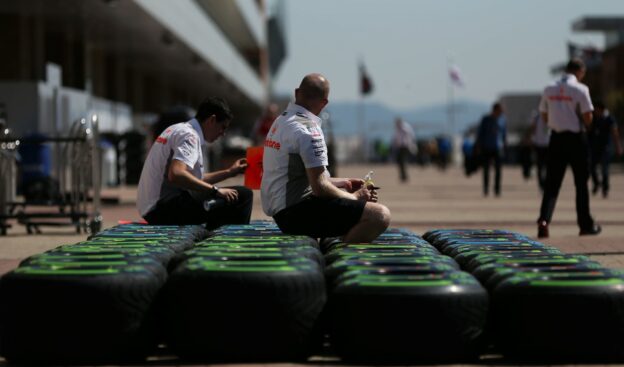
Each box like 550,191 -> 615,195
353,187 -> 378,203
216,188 -> 239,203
229,158 -> 248,176
333,178 -> 365,193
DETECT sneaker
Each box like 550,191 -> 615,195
537,220 -> 549,238
579,224 -> 602,236
592,185 -> 599,195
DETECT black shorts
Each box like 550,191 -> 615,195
143,186 -> 253,230
273,196 -> 365,238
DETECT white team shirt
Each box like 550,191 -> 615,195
137,119 -> 205,217
539,74 -> 593,133
261,103 -> 329,216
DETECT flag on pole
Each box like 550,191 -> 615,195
448,64 -> 464,87
360,62 -> 373,95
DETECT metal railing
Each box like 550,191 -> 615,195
0,115 -> 102,235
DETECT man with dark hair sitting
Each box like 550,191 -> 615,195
137,97 -> 252,229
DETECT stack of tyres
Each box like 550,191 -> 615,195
424,228 -> 624,361
0,224 -> 205,364
491,269 -> 624,360
89,224 -> 209,253
326,229 -> 488,362
161,223 -> 325,362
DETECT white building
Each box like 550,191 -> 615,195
0,0 -> 284,136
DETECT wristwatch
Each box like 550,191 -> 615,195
210,185 -> 220,196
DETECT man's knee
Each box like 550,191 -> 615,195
361,202 -> 391,229
235,186 -> 254,204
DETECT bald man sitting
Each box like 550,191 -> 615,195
261,73 -> 391,242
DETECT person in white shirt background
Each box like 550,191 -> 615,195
391,118 -> 416,183
536,58 -> 601,238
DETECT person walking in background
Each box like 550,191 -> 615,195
589,101 -> 623,198
537,58 -> 601,238
529,110 -> 550,191
391,117 -> 416,182
475,102 -> 507,197
251,103 -> 279,145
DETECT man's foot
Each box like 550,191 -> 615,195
579,224 -> 602,236
537,220 -> 549,239
592,185 -> 599,195
602,190 -> 608,198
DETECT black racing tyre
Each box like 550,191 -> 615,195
423,229 -> 520,245
329,271 -> 488,362
0,265 -> 166,364
324,248 -> 439,265
331,266 -> 460,289
201,246 -> 323,266
173,247 -> 324,268
18,256 -> 167,283
471,256 -> 597,284
324,252 -> 452,266
326,257 -> 460,277
104,224 -> 209,241
433,236 -> 539,252
491,273 -> 624,361
49,244 -> 176,267
327,243 -> 438,254
484,263 -> 606,290
455,248 -> 562,268
204,235 -> 318,249
445,242 -> 548,257
87,235 -> 194,252
161,259 -> 326,361
320,237 -> 342,253
464,251 -> 571,272
325,261 -> 459,287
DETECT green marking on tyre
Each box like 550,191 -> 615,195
348,279 -> 455,287
185,259 -> 299,266
490,257 -> 589,265
187,252 -> 288,258
528,278 -> 624,287
186,263 -> 301,272
335,244 -> 423,249
13,266 -> 149,275
340,264 -> 455,272
25,260 -> 134,267
193,247 -> 298,252
33,254 -> 127,260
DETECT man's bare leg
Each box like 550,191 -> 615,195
343,202 -> 391,243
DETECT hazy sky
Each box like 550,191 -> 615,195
272,0 -> 623,110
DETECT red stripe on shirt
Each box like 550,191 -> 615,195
548,95 -> 573,102
155,136 -> 168,144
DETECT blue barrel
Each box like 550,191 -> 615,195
18,133 -> 52,184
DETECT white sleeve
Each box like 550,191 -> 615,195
576,86 -> 594,113
295,126 -> 328,168
171,130 -> 200,169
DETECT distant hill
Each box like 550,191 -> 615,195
324,100 -> 489,141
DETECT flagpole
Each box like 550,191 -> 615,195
359,95 -> 366,162
446,56 -> 455,137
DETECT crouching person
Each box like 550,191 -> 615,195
137,97 -> 252,230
